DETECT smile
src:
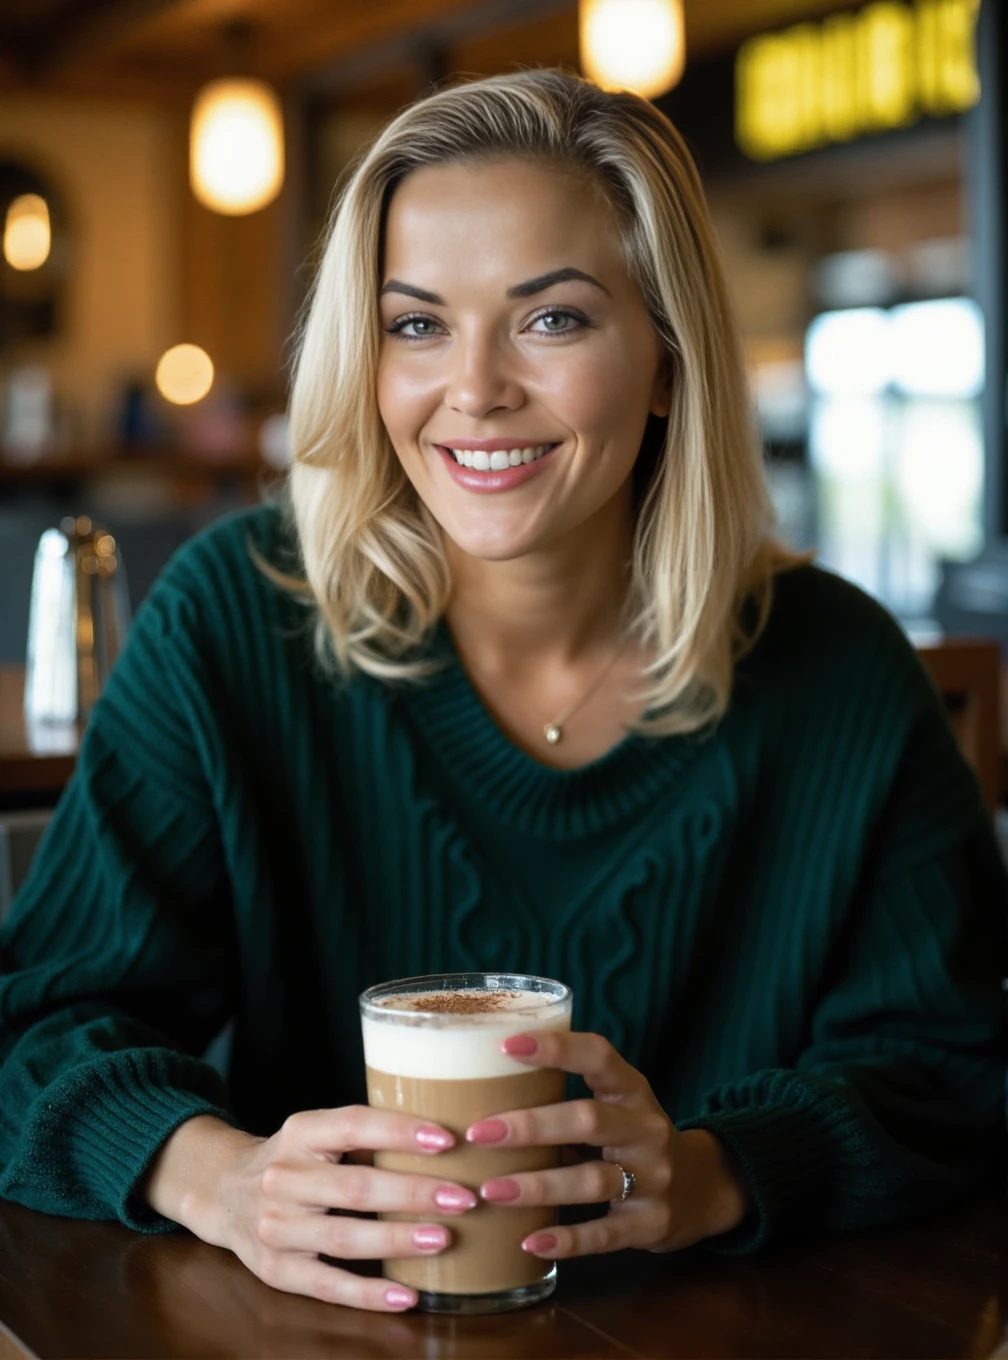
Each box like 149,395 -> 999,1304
434,442 -> 560,494
448,444 -> 553,470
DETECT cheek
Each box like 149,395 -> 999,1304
376,352 -> 439,441
539,343 -> 658,447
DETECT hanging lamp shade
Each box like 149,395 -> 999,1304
3,193 -> 51,271
579,0 -> 686,99
189,78 -> 284,215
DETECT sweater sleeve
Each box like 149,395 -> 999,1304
679,642 -> 1007,1254
0,557 -> 241,1232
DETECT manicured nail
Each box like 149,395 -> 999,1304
415,1125 -> 454,1150
522,1232 -> 557,1254
434,1185 -> 478,1211
384,1286 -> 417,1309
412,1226 -> 450,1250
466,1117 -> 508,1144
502,1034 -> 538,1056
480,1178 -> 520,1203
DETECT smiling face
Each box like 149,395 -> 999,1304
376,157 -> 670,564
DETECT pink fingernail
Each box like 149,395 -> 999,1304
480,1178 -> 520,1203
412,1226 -> 450,1250
415,1125 -> 454,1150
522,1233 -> 557,1254
466,1118 -> 508,1144
502,1034 -> 538,1056
384,1286 -> 416,1309
434,1185 -> 477,1211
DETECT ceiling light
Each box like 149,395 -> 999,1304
3,194 -> 51,271
190,78 -> 284,215
579,0 -> 686,99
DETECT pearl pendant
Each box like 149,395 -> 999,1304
544,723 -> 561,744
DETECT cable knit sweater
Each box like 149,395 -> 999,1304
0,503 -> 1004,1252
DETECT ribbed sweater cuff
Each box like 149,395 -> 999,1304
62,1056 -> 241,1233
677,1101 -> 852,1255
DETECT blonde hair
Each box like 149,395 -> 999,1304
285,68 -> 809,736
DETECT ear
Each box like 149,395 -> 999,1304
649,358 -> 672,419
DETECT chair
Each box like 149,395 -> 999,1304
916,639 -> 1003,814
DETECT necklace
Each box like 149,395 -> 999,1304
543,640 -> 626,745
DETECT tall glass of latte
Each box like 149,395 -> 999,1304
359,972 -> 573,1314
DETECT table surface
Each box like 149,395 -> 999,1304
0,1197 -> 1004,1360
0,667 -> 78,799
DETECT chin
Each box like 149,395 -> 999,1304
440,517 -> 543,563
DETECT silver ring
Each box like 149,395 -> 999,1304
611,1162 -> 635,1204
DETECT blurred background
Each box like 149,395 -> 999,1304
0,0 -> 1003,697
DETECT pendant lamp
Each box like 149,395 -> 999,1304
580,0 -> 686,99
190,77 -> 284,215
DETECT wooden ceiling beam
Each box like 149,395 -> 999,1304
10,0 -> 185,77
292,0 -> 574,96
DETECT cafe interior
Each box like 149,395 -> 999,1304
6,2 -> 1002,834
1,0 -> 1005,890
0,2 -> 1006,1356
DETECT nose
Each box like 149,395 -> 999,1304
444,330 -> 524,419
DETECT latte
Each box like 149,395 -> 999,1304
360,974 -> 573,1313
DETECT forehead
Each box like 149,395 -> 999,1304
381,157 -> 626,287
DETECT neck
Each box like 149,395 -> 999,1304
443,489 -> 634,670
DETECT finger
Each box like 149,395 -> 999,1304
268,1161 -> 478,1216
467,1097 -> 663,1150
255,1209 -> 453,1261
521,1211 -> 652,1260
279,1106 -> 455,1156
500,1030 -> 651,1102
480,1159 -> 628,1208
259,1253 -> 420,1312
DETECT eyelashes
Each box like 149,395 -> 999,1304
383,307 -> 592,342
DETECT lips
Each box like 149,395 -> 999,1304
434,442 -> 560,494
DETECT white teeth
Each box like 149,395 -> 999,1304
447,444 -> 554,470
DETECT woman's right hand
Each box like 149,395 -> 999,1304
146,1109 -> 476,1312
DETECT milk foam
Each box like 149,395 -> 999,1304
362,989 -> 571,1079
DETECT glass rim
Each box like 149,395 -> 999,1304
359,971 -> 572,1022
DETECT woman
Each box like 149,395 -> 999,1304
0,70 -> 1003,1315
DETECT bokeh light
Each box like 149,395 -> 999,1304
155,344 -> 214,405
3,194 -> 51,271
579,0 -> 685,99
190,78 -> 285,215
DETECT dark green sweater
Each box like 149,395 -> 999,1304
0,504 -> 1004,1253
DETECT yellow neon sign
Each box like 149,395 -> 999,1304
735,0 -> 981,161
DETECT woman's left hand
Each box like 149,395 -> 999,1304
466,1029 -> 752,1259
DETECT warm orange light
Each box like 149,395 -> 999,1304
190,78 -> 284,215
155,344 -> 214,405
3,194 -> 51,271
580,0 -> 686,99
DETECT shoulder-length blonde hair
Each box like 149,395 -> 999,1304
286,67 -> 809,736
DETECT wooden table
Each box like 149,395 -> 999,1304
0,1197 -> 1004,1359
0,667 -> 78,803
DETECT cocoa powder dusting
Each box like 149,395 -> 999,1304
381,989 -> 524,1014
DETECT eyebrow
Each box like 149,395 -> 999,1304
379,267 -> 610,306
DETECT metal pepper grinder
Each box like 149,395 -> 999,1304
24,515 -> 131,724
